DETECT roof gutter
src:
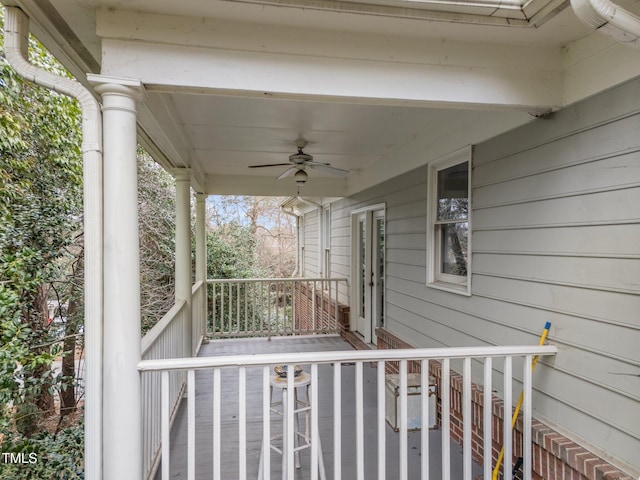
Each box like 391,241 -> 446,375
3,6 -> 104,479
571,0 -> 640,47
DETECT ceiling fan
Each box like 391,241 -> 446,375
249,144 -> 350,185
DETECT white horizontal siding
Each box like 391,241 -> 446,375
471,78 -> 640,472
308,77 -> 640,473
303,209 -> 320,277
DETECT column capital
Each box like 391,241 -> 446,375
87,74 -> 145,102
170,168 -> 192,182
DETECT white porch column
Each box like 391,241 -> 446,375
195,193 -> 207,284
174,170 -> 192,356
195,193 -> 207,342
92,77 -> 144,480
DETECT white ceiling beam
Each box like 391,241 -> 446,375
97,10 -> 563,111
206,175 -> 347,196
100,38 -> 561,111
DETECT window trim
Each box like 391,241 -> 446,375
426,146 -> 472,296
322,205 -> 331,278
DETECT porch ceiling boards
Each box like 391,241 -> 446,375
159,335 -> 481,479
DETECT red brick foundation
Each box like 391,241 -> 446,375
293,281 -> 349,334
375,328 -> 634,480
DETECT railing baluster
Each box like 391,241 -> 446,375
320,279 -> 325,332
213,368 -> 221,480
268,281 -> 273,335
290,280 -> 296,333
463,357 -> 472,480
228,282 -> 233,333
328,280 -> 333,331
312,280 -> 317,333
503,356 -> 513,480
244,282 -> 248,333
252,281 -> 257,334
377,360 -> 386,480
421,359 -> 430,480
161,371 -> 170,480
220,283 -> 225,335
211,282 -> 218,333
336,279 -> 339,332
399,360 -> 408,480
188,369 -> 195,480
304,281 -> 313,333
261,366 -> 271,480
260,281 -> 265,336
237,282 -> 241,334
311,363 -> 319,480
523,355 -> 533,480
483,357 -> 493,480
239,367 -> 247,480
442,358 -> 451,480
356,361 -> 364,480
334,362 -> 342,480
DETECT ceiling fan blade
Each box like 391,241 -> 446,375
248,163 -> 292,169
277,166 -> 298,180
307,163 -> 350,176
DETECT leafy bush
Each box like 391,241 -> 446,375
0,422 -> 84,479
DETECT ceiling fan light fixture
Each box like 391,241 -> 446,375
294,169 -> 308,185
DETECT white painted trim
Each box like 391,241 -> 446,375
350,203 -> 387,215
174,170 -> 193,356
350,203 -> 387,342
426,146 -> 472,295
322,204 -> 332,278
3,8 -> 105,478
96,79 -> 144,480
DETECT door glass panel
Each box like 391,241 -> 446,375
376,217 -> 385,327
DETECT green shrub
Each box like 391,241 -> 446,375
0,423 -> 84,479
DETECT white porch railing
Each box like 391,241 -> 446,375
138,344 -> 557,480
140,301 -> 189,480
141,278 -> 208,480
207,278 -> 347,338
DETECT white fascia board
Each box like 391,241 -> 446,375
97,11 -> 563,110
205,175 -> 348,196
562,32 -> 640,106
100,38 -> 562,109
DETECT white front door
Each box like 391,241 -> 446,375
353,207 -> 385,345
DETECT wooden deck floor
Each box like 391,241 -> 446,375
158,335 -> 481,480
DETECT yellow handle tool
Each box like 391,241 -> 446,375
492,321 -> 551,480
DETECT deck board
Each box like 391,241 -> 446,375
157,336 -> 481,479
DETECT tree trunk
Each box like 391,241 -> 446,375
60,298 -> 77,417
33,284 -> 55,416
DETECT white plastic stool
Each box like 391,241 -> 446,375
257,371 -> 326,480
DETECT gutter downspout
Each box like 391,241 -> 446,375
280,204 -> 301,277
571,0 -> 640,47
4,7 -> 103,479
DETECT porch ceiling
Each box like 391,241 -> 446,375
7,0 -> 640,196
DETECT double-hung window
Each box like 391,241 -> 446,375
427,147 -> 471,294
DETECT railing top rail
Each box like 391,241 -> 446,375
192,280 -> 205,293
207,277 -> 348,283
138,345 -> 557,372
141,300 -> 186,357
